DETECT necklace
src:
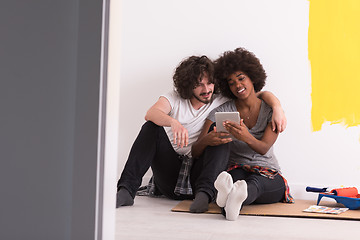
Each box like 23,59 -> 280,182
239,105 -> 254,120
235,99 -> 259,121
237,106 -> 252,120
244,109 -> 251,120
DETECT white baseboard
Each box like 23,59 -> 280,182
288,183 -> 319,201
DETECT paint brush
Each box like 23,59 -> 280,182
306,187 -> 334,194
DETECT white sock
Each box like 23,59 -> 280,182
214,171 -> 233,208
224,180 -> 248,221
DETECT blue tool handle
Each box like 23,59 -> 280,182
306,187 -> 328,193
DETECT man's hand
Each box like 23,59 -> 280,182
170,119 -> 189,148
271,106 -> 287,133
256,91 -> 287,133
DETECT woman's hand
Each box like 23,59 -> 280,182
191,120 -> 232,158
203,126 -> 233,146
223,119 -> 251,142
224,120 -> 278,155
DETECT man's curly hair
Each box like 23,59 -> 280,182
173,55 -> 216,99
214,48 -> 267,99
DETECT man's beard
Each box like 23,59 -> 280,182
193,91 -> 213,104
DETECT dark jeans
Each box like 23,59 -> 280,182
117,121 -> 228,200
228,168 -> 285,205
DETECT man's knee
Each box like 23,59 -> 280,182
138,121 -> 164,137
142,121 -> 160,130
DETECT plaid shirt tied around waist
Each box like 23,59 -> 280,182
137,154 -> 194,197
174,155 -> 193,196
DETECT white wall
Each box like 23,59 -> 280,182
116,0 -> 360,200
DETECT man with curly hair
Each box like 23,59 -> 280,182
116,55 -> 286,213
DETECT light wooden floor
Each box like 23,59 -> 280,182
115,196 -> 359,240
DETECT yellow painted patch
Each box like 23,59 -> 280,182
308,0 -> 360,131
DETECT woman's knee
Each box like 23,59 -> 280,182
251,175 -> 285,204
228,168 -> 249,182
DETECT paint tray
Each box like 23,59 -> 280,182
317,193 -> 360,210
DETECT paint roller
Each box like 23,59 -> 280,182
306,186 -> 359,198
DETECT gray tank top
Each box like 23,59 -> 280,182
207,100 -> 281,172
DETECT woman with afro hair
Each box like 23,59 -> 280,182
192,48 -> 293,220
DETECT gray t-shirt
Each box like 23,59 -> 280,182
207,100 -> 281,172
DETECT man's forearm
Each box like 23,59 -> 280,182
145,108 -> 174,127
257,91 -> 281,108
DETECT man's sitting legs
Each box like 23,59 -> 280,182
116,121 -> 184,207
116,121 -> 162,207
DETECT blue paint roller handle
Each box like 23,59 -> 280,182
306,187 -> 329,193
